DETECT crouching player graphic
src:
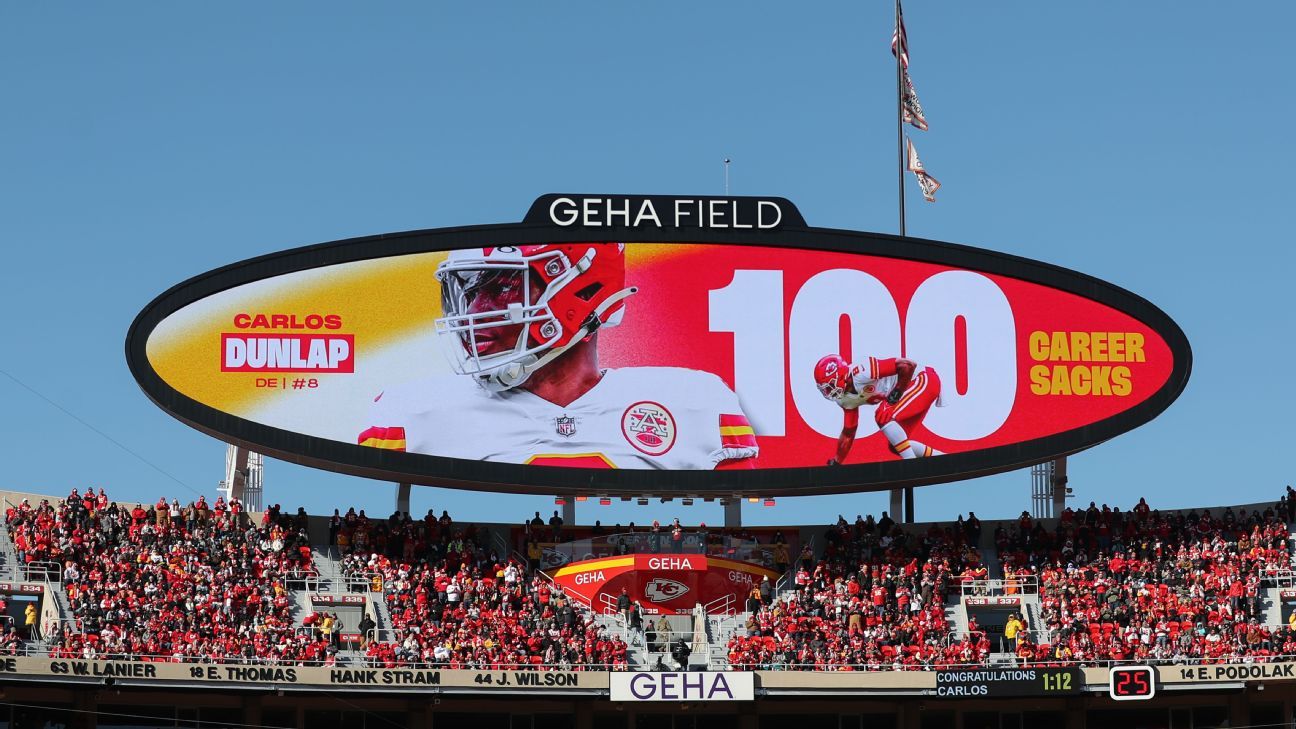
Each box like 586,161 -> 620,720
813,354 -> 944,464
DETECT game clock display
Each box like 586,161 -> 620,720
1109,666 -> 1156,701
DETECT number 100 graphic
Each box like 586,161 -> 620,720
711,268 -> 1015,441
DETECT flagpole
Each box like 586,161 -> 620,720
893,0 -> 914,523
895,0 -> 906,239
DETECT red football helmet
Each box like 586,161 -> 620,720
435,243 -> 637,391
814,354 -> 852,401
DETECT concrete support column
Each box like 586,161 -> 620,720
72,691 -> 96,729
242,695 -> 263,729
724,499 -> 742,528
1229,691 -> 1250,727
404,703 -> 428,729
1064,696 -> 1086,729
562,496 -> 576,526
889,489 -> 903,524
898,702 -> 920,729
1052,456 -> 1069,517
396,483 -> 411,516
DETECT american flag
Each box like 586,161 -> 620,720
906,137 -> 940,203
891,4 -> 909,69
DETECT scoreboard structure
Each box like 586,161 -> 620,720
126,194 -> 1190,501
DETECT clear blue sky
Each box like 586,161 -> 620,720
2,2 -> 1292,527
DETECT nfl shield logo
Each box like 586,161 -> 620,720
555,416 -> 577,438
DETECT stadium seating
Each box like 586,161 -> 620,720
5,489 -> 326,664
727,490 -> 1296,670
6,487 -> 1295,670
998,495 -> 1294,664
333,512 -> 629,670
727,513 -> 977,670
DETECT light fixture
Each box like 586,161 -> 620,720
576,496 -> 588,502
554,497 -> 566,506
763,498 -> 776,507
637,498 -> 649,506
599,497 -> 612,506
682,498 -> 694,506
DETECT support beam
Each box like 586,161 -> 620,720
904,486 -> 915,523
1052,456 -> 1069,518
889,489 -> 903,525
562,496 -> 576,526
395,483 -> 411,517
724,499 -> 742,528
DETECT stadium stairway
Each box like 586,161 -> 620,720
1263,586 -> 1284,627
707,612 -> 749,669
944,595 -> 969,640
979,547 -> 1003,580
302,547 -> 388,664
609,613 -> 705,670
593,613 -> 646,668
0,527 -> 17,577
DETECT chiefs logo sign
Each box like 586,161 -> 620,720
645,578 -> 690,603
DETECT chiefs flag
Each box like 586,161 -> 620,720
902,68 -> 928,131
906,137 -> 941,203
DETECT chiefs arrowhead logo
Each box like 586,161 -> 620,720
644,578 -> 689,603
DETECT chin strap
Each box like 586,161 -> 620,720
483,285 -> 639,392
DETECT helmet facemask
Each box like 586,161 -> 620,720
435,249 -> 576,391
817,379 -> 846,401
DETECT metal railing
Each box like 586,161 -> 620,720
535,568 -> 594,612
1264,568 -> 1296,588
773,535 -> 812,595
15,636 -> 1296,672
533,532 -> 780,570
316,571 -> 383,594
702,593 -> 737,616
960,575 -> 1038,597
597,593 -> 624,620
22,561 -> 61,584
943,630 -> 986,647
284,569 -> 325,591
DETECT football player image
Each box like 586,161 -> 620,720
814,354 -> 944,465
357,243 -> 759,470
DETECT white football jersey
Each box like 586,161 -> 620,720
833,361 -> 901,411
359,367 -> 758,470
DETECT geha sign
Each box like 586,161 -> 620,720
610,671 -> 755,702
127,195 -> 1190,496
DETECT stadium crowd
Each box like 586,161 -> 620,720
5,486 -> 1296,670
998,491 -> 1296,665
332,508 -> 630,670
727,489 -> 1296,670
726,510 -> 978,670
5,490 -> 330,664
